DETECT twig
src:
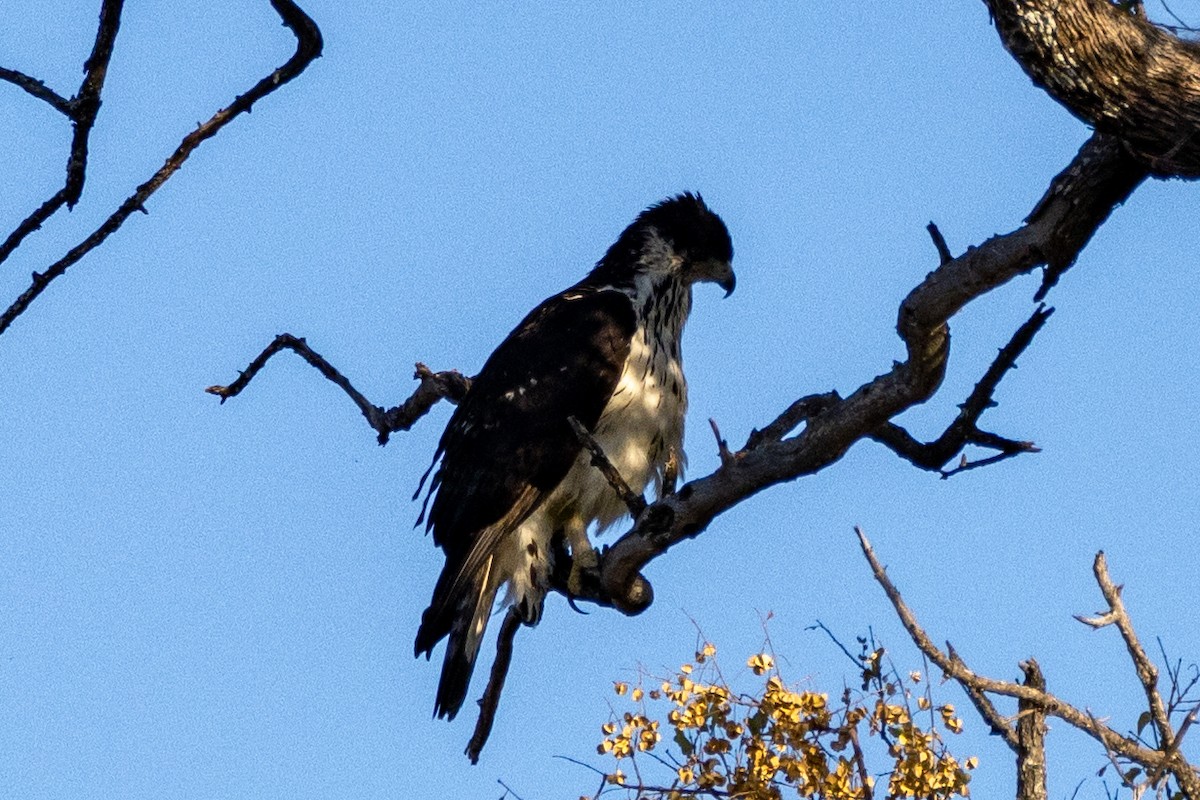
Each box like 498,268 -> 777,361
937,444 -> 1038,478
1089,708 -> 1140,790
1091,552 -> 1175,752
806,620 -> 864,671
1159,0 -> 1199,32
0,0 -> 324,338
206,334 -> 469,445
0,68 -> 73,115
927,222 -> 954,265
496,779 -> 527,800
567,416 -> 647,518
709,418 -> 734,466
466,608 -> 522,764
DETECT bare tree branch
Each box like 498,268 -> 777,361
957,667 -> 1019,750
1086,552 -> 1200,795
0,67 -> 72,115
856,527 -> 1172,775
0,0 -> 124,266
568,417 -> 648,518
926,222 -> 954,266
1089,552 -> 1176,753
206,333 -> 470,445
466,608 -> 522,765
0,0 -> 324,339
870,304 -> 1052,476
65,0 -> 124,210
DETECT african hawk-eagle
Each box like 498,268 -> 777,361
415,193 -> 735,720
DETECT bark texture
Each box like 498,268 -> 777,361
985,0 -> 1200,176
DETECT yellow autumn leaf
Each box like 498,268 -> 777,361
747,653 -> 774,675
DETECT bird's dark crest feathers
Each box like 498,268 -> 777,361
586,192 -> 733,290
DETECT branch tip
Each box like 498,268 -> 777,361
926,222 -> 954,265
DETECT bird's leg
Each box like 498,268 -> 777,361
564,518 -> 598,596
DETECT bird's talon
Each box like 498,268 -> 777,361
567,548 -> 599,596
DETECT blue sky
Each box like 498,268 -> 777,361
3,2 -> 1199,798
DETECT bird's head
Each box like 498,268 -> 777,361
594,192 -> 736,297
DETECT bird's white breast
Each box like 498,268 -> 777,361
499,314 -> 688,611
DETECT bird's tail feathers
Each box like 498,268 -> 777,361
424,555 -> 497,720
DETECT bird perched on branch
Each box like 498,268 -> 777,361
414,193 -> 735,720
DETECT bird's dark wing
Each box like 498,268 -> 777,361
415,287 -> 636,659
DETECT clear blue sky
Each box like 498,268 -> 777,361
3,2 -> 1199,798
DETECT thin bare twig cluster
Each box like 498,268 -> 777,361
857,528 -> 1200,800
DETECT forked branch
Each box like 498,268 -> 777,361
870,304 -> 1052,477
0,0 -> 324,338
0,0 -> 124,266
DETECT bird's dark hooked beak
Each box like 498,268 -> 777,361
720,270 -> 736,298
691,257 -> 736,297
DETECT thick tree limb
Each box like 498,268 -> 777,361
206,333 -> 470,445
984,0 -> 1200,176
0,0 -> 324,339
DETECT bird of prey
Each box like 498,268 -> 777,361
414,193 -> 735,720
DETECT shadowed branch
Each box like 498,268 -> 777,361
206,333 -> 470,445
0,0 -> 324,338
568,416 -> 648,518
466,608 -> 522,764
869,304 -> 1052,477
0,0 -> 124,266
